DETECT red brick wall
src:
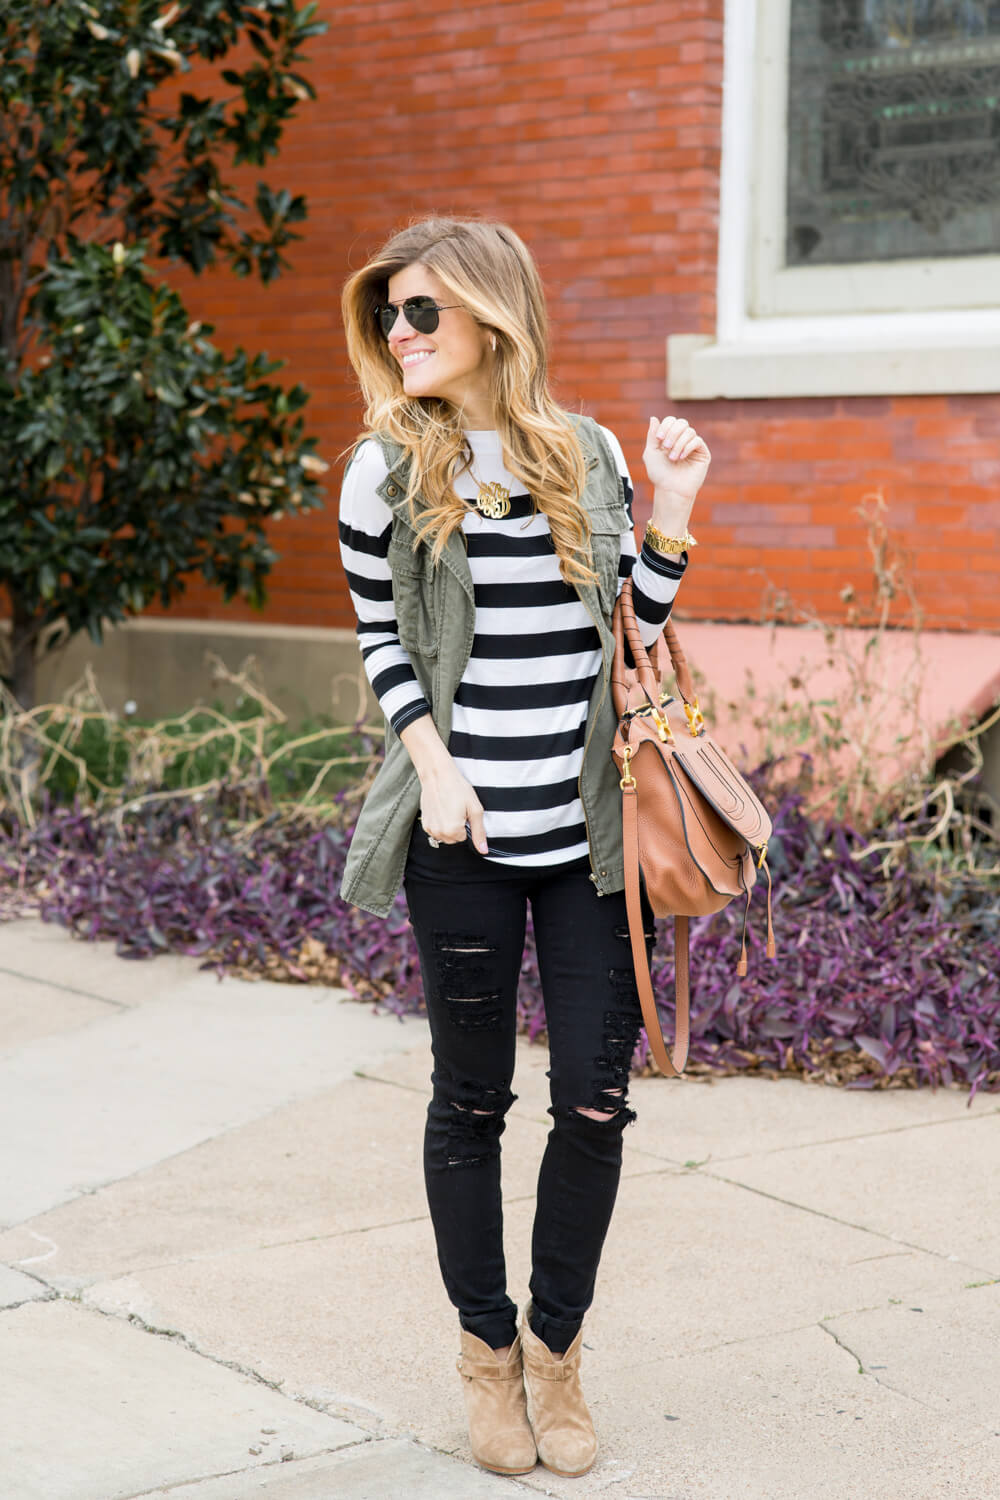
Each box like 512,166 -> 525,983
158,0 -> 999,633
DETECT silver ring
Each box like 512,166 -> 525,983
427,834 -> 440,849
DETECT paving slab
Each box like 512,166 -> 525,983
0,968 -> 423,1228
0,1041 -> 670,1298
73,1157 -> 978,1473
707,1110 -> 1000,1273
0,1261 -> 50,1308
824,1282 -> 1000,1426
78,1217 -> 461,1433
5,915 -> 1000,1500
0,916 -> 198,1008
0,976 -> 116,1052
542,1170 -> 981,1363
0,1070 -> 558,1294
0,1300 -> 366,1500
626,1069 -> 998,1165
508,1322 -> 998,1500
366,1042 -> 998,1165
137,1440 -> 533,1499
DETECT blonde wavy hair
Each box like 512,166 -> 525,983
341,217 -> 596,585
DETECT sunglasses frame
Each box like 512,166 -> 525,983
376,296 -> 461,339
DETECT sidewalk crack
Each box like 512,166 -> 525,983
0,1289 -> 58,1313
0,1256 -> 59,1311
819,1320 -> 865,1374
47,1294 -> 389,1435
819,1322 -> 937,1410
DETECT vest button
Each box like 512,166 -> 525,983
386,483 -> 398,497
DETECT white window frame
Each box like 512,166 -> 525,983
668,0 -> 1000,400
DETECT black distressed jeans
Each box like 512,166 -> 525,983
403,823 -> 651,1354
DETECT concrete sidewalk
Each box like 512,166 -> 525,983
1,916 -> 998,1500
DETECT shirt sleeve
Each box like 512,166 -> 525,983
338,441 -> 431,736
600,426 -> 688,649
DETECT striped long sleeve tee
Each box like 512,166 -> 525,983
338,427 -> 687,867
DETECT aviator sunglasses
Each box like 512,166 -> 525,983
376,295 -> 460,339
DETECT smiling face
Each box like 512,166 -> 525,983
384,263 -> 495,428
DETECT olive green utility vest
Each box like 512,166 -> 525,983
340,415 -> 630,917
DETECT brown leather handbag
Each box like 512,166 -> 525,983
611,578 -> 775,1077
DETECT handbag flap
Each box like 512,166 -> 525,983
669,734 -> 773,849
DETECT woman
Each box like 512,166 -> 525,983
338,217 -> 709,1479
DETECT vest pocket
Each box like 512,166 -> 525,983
388,543 -> 439,658
588,504 -> 629,617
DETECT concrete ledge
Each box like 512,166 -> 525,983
668,332 -> 1000,400
1,616 -> 378,726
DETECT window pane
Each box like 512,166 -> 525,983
786,1 -> 1000,266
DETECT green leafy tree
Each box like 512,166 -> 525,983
0,0 -> 328,708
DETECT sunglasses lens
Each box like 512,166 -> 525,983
405,298 -> 440,334
377,298 -> 441,338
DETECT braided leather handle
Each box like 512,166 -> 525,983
612,577 -> 699,712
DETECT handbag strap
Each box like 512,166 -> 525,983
617,576 -> 699,711
612,576 -> 662,704
622,781 -> 690,1078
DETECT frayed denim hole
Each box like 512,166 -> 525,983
441,1080 -> 515,1169
433,931 -> 496,953
441,989 -> 503,1032
597,1005 -> 640,1079
614,923 -> 655,946
557,1100 -> 638,1129
433,932 -> 503,1032
566,1004 -> 642,1122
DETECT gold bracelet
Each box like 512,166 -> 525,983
644,522 -> 697,555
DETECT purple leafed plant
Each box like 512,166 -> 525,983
1,776 -> 997,1095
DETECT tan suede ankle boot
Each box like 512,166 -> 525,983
456,1329 -> 537,1476
520,1305 -> 597,1478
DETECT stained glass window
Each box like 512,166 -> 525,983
786,1 -> 1000,265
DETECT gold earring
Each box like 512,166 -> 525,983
490,333 -> 497,352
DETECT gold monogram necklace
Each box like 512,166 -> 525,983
476,481 -> 511,519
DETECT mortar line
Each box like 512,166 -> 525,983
624,1104 -> 1000,1173
117,1436 -> 538,1500
115,1439 -> 379,1500
356,1068 -> 1000,1160
14,1209 -> 440,1285
0,964 -> 130,1011
700,1168 -> 1000,1277
352,1067 -> 554,1129
11,1171 -> 680,1288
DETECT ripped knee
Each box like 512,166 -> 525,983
572,1087 -> 636,1127
575,1089 -> 627,1123
567,1005 -> 642,1125
430,1072 -> 516,1169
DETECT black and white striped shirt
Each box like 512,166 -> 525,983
339,428 -> 686,867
